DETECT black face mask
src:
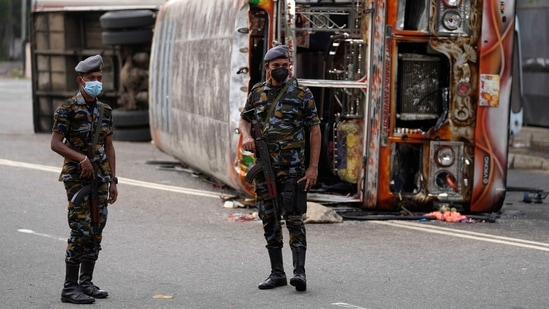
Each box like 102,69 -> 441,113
271,67 -> 289,83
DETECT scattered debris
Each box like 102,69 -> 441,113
304,202 -> 343,224
220,195 -> 256,208
228,213 -> 259,222
424,209 -> 468,222
506,186 -> 548,204
423,205 -> 499,223
522,191 -> 548,203
340,211 -> 434,221
147,160 -> 230,189
147,160 -> 196,174
201,176 -> 226,189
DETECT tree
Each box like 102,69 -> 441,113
0,0 -> 22,60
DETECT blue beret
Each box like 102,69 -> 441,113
264,45 -> 290,62
75,55 -> 103,73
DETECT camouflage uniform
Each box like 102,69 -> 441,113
241,78 -> 320,250
52,91 -> 114,264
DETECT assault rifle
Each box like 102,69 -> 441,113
244,117 -> 278,201
69,143 -> 100,254
86,142 -> 100,238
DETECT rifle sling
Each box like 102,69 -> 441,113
262,77 -> 294,135
89,104 -> 104,231
91,103 -> 105,150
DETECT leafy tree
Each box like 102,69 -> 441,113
0,0 -> 22,60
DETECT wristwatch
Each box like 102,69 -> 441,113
110,176 -> 118,184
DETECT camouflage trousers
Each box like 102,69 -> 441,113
255,169 -> 307,250
63,181 -> 109,264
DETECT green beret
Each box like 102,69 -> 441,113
75,55 -> 103,73
264,45 -> 290,62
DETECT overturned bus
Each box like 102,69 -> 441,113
29,0 -> 166,141
147,0 -> 518,213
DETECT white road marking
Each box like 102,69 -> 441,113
373,221 -> 549,252
3,158 -> 220,244
389,221 -> 549,247
121,177 -> 221,198
332,303 -> 368,309
0,159 -> 59,173
17,229 -> 65,241
3,159 -> 549,252
0,159 -> 221,199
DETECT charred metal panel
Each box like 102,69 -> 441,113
149,0 -> 250,190
365,0 -> 386,207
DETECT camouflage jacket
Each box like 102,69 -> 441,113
241,78 -> 320,167
52,91 -> 114,182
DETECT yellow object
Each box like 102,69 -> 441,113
336,119 -> 364,183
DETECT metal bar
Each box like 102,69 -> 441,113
298,78 -> 367,89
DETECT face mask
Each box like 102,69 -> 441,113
271,67 -> 289,83
83,80 -> 103,97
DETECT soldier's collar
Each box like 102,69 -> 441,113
75,91 -> 98,105
74,92 -> 87,105
265,79 -> 284,92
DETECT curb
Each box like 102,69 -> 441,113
508,153 -> 549,170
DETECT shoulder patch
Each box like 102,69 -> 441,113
98,101 -> 112,111
250,81 -> 266,92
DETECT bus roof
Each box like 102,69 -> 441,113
31,0 -> 167,12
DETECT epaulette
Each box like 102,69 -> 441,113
291,77 -> 305,90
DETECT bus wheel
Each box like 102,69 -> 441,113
112,109 -> 151,142
113,127 -> 151,142
102,29 -> 154,45
112,109 -> 149,127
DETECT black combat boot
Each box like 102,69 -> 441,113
290,247 -> 306,291
61,263 -> 95,304
79,260 -> 109,298
258,248 -> 287,289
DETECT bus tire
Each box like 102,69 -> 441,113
113,127 -> 151,142
100,10 -> 156,30
102,29 -> 153,45
112,109 -> 149,128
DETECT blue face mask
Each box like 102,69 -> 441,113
83,80 -> 103,97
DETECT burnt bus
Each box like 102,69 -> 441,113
147,0 -> 518,213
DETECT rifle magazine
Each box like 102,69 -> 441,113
71,184 -> 92,206
244,163 -> 263,184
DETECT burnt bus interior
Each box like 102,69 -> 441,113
248,0 -> 454,204
392,0 -> 467,207
391,42 -> 451,196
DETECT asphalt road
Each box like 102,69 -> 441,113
1,78 -> 548,309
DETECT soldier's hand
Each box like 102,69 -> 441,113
108,183 -> 118,204
79,158 -> 95,179
298,166 -> 318,191
242,136 -> 256,153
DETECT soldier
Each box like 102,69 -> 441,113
239,45 -> 321,292
51,55 -> 118,304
